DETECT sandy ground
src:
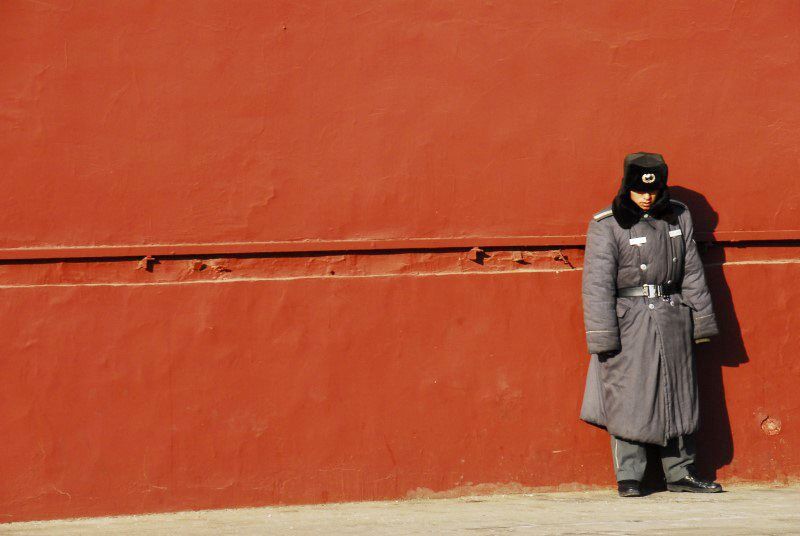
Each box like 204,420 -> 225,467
2,485 -> 799,535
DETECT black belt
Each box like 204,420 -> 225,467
617,283 -> 680,298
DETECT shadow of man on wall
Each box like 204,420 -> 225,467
642,185 -> 749,490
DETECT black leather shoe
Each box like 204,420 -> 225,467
617,480 -> 642,497
667,472 -> 723,493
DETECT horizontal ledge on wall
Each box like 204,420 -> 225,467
0,230 -> 798,261
0,236 -> 586,261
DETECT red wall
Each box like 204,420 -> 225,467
1,0 -> 799,522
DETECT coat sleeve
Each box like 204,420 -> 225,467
680,208 -> 720,339
581,218 -> 620,354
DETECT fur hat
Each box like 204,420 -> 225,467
611,152 -> 678,229
623,152 -> 668,192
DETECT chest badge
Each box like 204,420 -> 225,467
669,229 -> 682,237
629,236 -> 647,246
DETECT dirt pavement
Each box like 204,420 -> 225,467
2,485 -> 799,535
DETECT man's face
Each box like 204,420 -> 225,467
630,189 -> 658,211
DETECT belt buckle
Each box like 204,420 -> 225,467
643,284 -> 657,298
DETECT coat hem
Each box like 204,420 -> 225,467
579,416 -> 607,432
597,423 -> 700,447
582,408 -> 700,447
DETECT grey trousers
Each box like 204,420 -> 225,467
611,433 -> 696,482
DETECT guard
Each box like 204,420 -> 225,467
579,152 -> 723,497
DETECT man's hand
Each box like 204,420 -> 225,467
694,338 -> 711,344
597,349 -> 621,362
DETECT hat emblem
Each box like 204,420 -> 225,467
642,173 -> 656,183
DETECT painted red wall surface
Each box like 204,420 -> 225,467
1,0 -> 799,522
3,0 -> 800,250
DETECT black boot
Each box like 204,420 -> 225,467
666,470 -> 723,493
617,480 -> 642,497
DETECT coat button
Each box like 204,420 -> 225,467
643,214 -> 649,219
648,303 -> 655,309
640,263 -> 647,270
667,280 -> 672,284
672,257 -> 678,262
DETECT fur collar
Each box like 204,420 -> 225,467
611,187 -> 678,229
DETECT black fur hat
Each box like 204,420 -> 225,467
623,152 -> 668,192
611,151 -> 678,229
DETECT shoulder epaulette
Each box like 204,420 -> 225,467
593,208 -> 613,221
670,199 -> 688,209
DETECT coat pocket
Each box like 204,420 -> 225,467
615,301 -> 631,318
675,294 -> 697,311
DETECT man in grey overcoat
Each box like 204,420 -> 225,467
580,152 -> 723,497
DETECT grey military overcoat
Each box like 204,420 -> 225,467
579,199 -> 719,446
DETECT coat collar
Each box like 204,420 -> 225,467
611,187 -> 678,229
